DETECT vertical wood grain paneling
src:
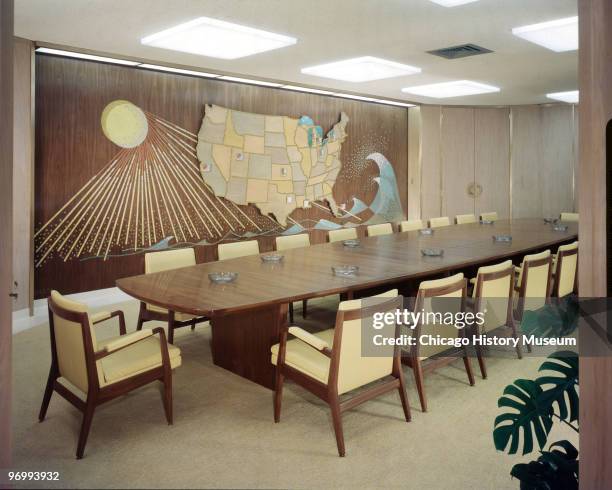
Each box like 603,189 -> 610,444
12,37 -> 33,311
0,0 -> 14,471
407,106 -> 421,219
420,105 -> 442,219
572,105 -> 579,211
441,107 -> 475,218
475,107 -> 510,219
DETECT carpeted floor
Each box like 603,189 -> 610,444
10,296 -> 577,489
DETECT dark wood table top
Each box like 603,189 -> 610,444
116,218 -> 578,317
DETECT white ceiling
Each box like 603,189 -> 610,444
15,0 -> 578,105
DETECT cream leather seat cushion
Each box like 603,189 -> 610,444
99,336 -> 182,385
146,303 -> 196,322
271,329 -> 334,384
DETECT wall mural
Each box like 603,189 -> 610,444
34,100 -> 404,266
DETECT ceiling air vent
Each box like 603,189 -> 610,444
427,43 -> 493,60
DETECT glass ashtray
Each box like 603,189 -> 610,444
552,224 -> 569,232
260,253 -> 284,263
493,235 -> 512,243
332,265 -> 359,277
342,239 -> 361,248
208,272 -> 238,284
419,228 -> 434,235
421,248 -> 444,257
480,220 -> 494,225
543,217 -> 557,224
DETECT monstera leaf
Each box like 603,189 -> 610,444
521,296 -> 579,339
536,351 -> 579,423
493,379 -> 554,455
511,440 -> 579,490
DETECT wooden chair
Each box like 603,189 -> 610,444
399,219 -> 424,232
40,291 -> 181,459
553,241 -> 578,297
217,239 -> 260,260
275,234 -> 311,322
480,211 -> 498,222
514,250 -> 553,322
456,214 -> 477,224
559,212 -> 579,222
402,273 -> 475,412
366,222 -> 394,236
429,216 -> 451,228
328,227 -> 358,243
136,248 -> 208,344
469,260 -> 519,370
271,290 -> 410,457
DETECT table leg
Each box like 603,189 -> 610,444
210,303 -> 288,389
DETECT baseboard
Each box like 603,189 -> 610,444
12,287 -> 135,335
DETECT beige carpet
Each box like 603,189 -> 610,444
10,296 -> 577,489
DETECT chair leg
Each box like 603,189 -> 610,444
463,353 -> 475,386
162,374 -> 173,425
76,401 -> 95,460
508,320 -> 523,359
288,303 -> 294,324
136,303 -> 145,331
302,299 -> 308,318
397,372 -> 411,422
39,367 -> 56,422
475,344 -> 487,379
413,360 -> 427,412
168,312 -> 175,345
190,320 -> 196,331
329,395 -> 345,457
273,366 -> 284,423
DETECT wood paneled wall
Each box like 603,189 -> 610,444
411,104 -> 577,222
34,55 -> 408,298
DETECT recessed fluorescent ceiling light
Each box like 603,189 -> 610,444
282,85 -> 337,96
401,80 -> 500,98
141,17 -> 297,59
301,56 -> 421,82
35,47 -> 140,66
428,0 -> 479,7
218,76 -> 282,87
546,90 -> 579,103
512,16 -> 578,52
139,64 -> 220,78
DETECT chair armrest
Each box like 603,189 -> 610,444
105,329 -> 152,352
288,326 -> 331,356
151,327 -> 172,373
91,311 -> 112,324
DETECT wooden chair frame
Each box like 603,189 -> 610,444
136,301 -> 208,344
40,296 -> 174,459
401,278 -> 475,412
273,295 -> 410,457
553,247 -> 578,297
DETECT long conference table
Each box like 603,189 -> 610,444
116,218 -> 578,389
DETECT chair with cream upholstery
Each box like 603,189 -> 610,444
40,291 -> 181,459
480,212 -> 498,222
218,239 -> 260,260
399,219 -> 424,232
514,250 -> 553,322
366,222 -> 394,237
429,216 -> 451,228
469,260 -> 519,369
276,234 -> 311,322
402,273 -> 475,412
553,241 -> 578,297
328,227 -> 358,243
136,248 -> 207,344
456,214 -> 477,225
560,212 -> 579,222
271,290 -> 410,457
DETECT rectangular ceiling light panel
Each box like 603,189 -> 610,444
401,80 -> 500,98
428,0 -> 479,6
301,56 -> 421,82
141,17 -> 297,59
512,16 -> 578,52
546,90 -> 579,103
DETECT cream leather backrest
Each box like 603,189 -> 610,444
556,241 -> 578,297
560,212 -> 579,222
399,219 -> 424,232
473,260 -> 513,332
367,223 -> 393,237
456,214 -> 477,224
328,227 -> 358,243
275,233 -> 310,251
480,212 -> 498,222
429,217 -> 451,228
518,250 -> 551,312
145,248 -> 196,274
335,289 -> 399,395
218,240 -> 260,260
50,290 -> 95,393
416,273 -> 465,359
